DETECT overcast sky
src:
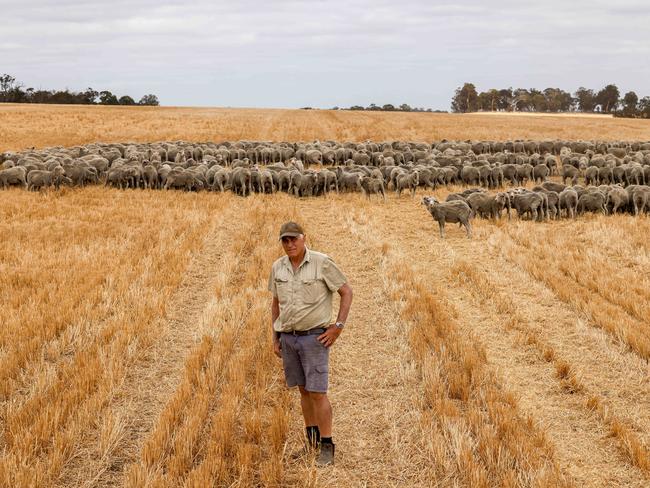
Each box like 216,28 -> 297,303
2,0 -> 650,109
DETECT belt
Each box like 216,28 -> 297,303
282,328 -> 326,336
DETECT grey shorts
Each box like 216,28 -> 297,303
280,332 -> 329,393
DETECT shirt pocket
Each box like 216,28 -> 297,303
274,277 -> 290,305
301,278 -> 326,304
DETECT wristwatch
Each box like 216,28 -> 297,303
335,321 -> 345,329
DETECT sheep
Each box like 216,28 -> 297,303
0,166 -> 28,189
559,188 -> 579,218
396,171 -> 419,197
577,190 -> 608,215
26,167 -> 71,191
422,196 -> 473,238
360,175 -> 386,201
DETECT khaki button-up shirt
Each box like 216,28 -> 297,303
268,248 -> 347,332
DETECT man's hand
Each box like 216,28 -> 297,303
317,326 -> 342,348
273,338 -> 282,358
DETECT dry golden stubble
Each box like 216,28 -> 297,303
495,219 -> 650,361
332,197 -> 571,487
274,194 -> 439,487
0,187 -> 225,487
507,217 -> 650,322
125,197 -> 293,487
2,180 -> 648,487
450,260 -> 584,395
387,263 -> 570,487
450,260 -> 650,473
2,104 -> 650,153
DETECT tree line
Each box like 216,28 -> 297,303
343,103 -> 445,113
300,104 -> 446,112
451,82 -> 650,118
0,74 -> 159,106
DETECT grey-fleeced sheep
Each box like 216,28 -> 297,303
0,166 -> 28,189
466,191 -> 511,220
559,188 -> 579,218
396,171 -> 419,197
422,196 -> 473,238
360,175 -> 386,201
577,190 -> 607,215
26,167 -> 71,191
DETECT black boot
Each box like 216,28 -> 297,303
316,438 -> 335,466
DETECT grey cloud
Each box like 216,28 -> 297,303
2,0 -> 649,108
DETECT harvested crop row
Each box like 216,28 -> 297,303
337,192 -> 650,486
382,250 -> 572,487
495,219 -> 650,360
0,188 -> 224,487
331,197 -> 571,487
508,217 -> 650,322
124,206 -> 262,484
125,198 -> 294,487
450,260 -> 650,474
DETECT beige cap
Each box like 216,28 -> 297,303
279,221 -> 305,240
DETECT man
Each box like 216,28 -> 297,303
268,221 -> 353,466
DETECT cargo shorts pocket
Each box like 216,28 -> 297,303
307,364 -> 329,393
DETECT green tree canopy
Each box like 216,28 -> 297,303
621,91 -> 639,116
118,95 -> 136,105
450,82 -> 647,118
451,83 -> 478,113
574,87 -> 596,112
596,84 -> 620,112
138,94 -> 160,106
99,90 -> 119,105
81,88 -> 99,104
639,96 -> 650,118
497,88 -> 513,111
0,75 -> 160,105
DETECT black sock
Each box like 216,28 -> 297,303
306,426 -> 320,446
320,436 -> 333,445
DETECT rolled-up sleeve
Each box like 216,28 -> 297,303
268,266 -> 277,297
321,257 -> 347,292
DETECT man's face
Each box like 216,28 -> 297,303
281,234 -> 306,259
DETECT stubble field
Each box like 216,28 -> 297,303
2,104 -> 650,153
1,106 -> 650,487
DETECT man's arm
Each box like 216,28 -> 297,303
271,295 -> 281,358
318,283 -> 353,348
335,283 -> 353,324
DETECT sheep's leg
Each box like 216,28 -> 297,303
438,220 -> 445,238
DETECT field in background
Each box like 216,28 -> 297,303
1,104 -> 650,152
473,111 -> 615,118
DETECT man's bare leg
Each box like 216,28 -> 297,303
310,392 -> 332,437
311,392 -> 335,465
298,386 -> 317,426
